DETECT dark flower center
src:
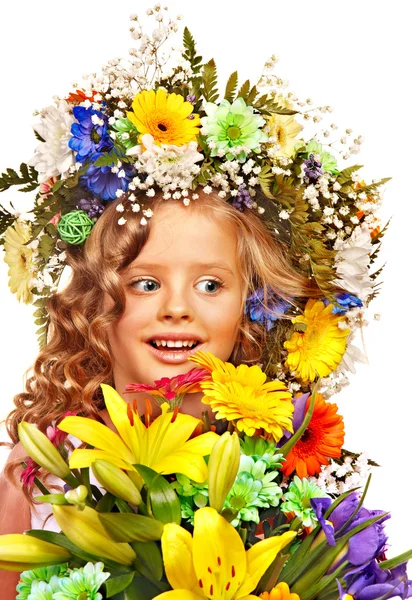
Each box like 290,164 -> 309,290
158,123 -> 167,131
91,128 -> 101,144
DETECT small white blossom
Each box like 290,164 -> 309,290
118,217 -> 127,225
116,203 -> 125,212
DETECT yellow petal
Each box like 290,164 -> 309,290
101,384 -> 142,460
153,592 -> 203,600
192,507 -> 246,598
0,534 -> 71,571
161,523 -> 198,591
154,451 -> 208,483
236,532 -> 296,598
69,449 -> 134,471
53,505 -> 136,565
148,413 -> 199,463
181,431 -> 219,455
58,416 -> 134,464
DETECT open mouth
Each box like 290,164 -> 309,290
148,340 -> 201,352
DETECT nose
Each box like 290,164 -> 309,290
157,283 -> 194,322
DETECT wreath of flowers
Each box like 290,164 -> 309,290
0,4 -> 389,399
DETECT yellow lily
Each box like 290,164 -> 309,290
154,507 -> 296,600
0,534 -> 71,571
58,384 -> 218,483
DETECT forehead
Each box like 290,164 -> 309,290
130,203 -> 239,269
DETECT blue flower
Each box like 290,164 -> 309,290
80,155 -> 135,201
338,560 -> 412,599
69,106 -> 112,163
245,287 -> 291,331
324,293 -> 363,314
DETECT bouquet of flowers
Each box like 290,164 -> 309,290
1,351 -> 411,600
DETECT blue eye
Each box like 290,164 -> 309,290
131,279 -> 160,293
195,279 -> 223,294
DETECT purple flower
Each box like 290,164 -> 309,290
324,293 -> 363,314
69,106 -> 112,163
245,286 -> 291,331
81,154 -> 135,201
232,185 -> 254,212
311,494 -> 390,566
338,560 -> 412,599
304,153 -> 324,183
186,94 -> 197,105
76,197 -> 105,219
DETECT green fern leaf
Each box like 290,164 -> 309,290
202,59 -> 219,103
0,162 -> 39,193
355,177 -> 392,195
182,27 -> 203,75
224,71 -> 238,103
336,165 -> 363,185
237,80 -> 250,100
0,203 -> 15,241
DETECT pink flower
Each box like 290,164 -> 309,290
125,367 -> 210,408
20,458 -> 40,487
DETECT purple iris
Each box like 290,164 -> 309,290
80,155 -> 135,201
76,197 -> 105,219
311,494 -> 389,566
338,560 -> 412,599
278,392 -> 310,444
69,106 -> 112,163
304,153 -> 324,183
232,185 -> 254,212
245,286 -> 291,331
324,293 -> 363,314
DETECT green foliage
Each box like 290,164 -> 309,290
224,71 -> 238,103
355,177 -> 391,194
336,164 -> 363,185
104,572 -> 136,598
134,465 -> 181,525
33,295 -> 50,349
182,27 -> 203,75
258,164 -> 276,199
0,162 -> 39,193
237,79 -> 250,100
201,58 -> 219,103
0,203 -> 15,242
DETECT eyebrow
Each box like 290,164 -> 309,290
128,261 -> 234,275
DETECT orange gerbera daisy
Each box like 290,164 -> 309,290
282,393 -> 344,478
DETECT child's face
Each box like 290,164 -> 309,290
106,202 -> 243,390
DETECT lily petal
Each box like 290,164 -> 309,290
161,523 -> 198,591
154,451 -> 208,483
182,431 -> 220,455
58,416 -> 134,464
101,383 -> 142,459
154,591 -> 203,600
192,507 -> 246,598
148,413 -> 200,464
236,531 -> 296,597
69,449 -> 134,471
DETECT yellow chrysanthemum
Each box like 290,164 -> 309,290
3,221 -> 37,303
284,299 -> 350,383
127,88 -> 200,146
188,351 -> 294,441
267,95 -> 303,157
260,582 -> 300,600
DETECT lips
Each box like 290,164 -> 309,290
146,340 -> 205,364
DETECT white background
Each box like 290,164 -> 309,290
0,0 -> 411,562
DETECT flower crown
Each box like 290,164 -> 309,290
0,5 -> 389,396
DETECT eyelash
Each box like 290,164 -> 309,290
129,277 -> 225,295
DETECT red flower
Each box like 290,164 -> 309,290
66,89 -> 99,104
125,367 -> 210,408
282,393 -> 345,478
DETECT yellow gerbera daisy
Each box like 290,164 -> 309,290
127,88 -> 200,146
267,95 -> 303,158
3,221 -> 37,303
188,351 -> 294,441
284,299 -> 350,383
260,582 -> 300,600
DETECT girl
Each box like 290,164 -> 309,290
0,189 -> 319,596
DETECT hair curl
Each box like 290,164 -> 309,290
2,189 -> 321,503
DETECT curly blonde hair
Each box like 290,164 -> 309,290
2,189 -> 321,499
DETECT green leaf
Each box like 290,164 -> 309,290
224,71 -> 238,103
379,548 -> 412,571
355,177 -> 391,194
246,85 -> 258,106
105,572 -> 136,598
99,513 -> 164,543
0,162 -> 38,193
96,492 -> 116,513
202,58 -> 219,104
237,79 -> 250,100
336,164 -> 363,185
0,203 -> 15,242
131,541 -> 163,582
182,27 -> 203,75
111,576 -> 169,600
134,465 -> 181,525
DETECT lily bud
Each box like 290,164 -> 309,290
64,484 -> 89,510
208,431 -> 240,513
53,505 -> 136,565
92,460 -> 142,506
18,421 -> 70,480
0,534 -> 71,571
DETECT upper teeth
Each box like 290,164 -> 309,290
152,340 -> 198,348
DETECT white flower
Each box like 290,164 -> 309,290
118,217 -> 127,225
303,185 -> 319,201
116,204 -> 125,212
27,100 -> 75,183
334,227 -> 374,301
279,210 -> 290,220
203,185 -> 212,194
339,341 -> 368,374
